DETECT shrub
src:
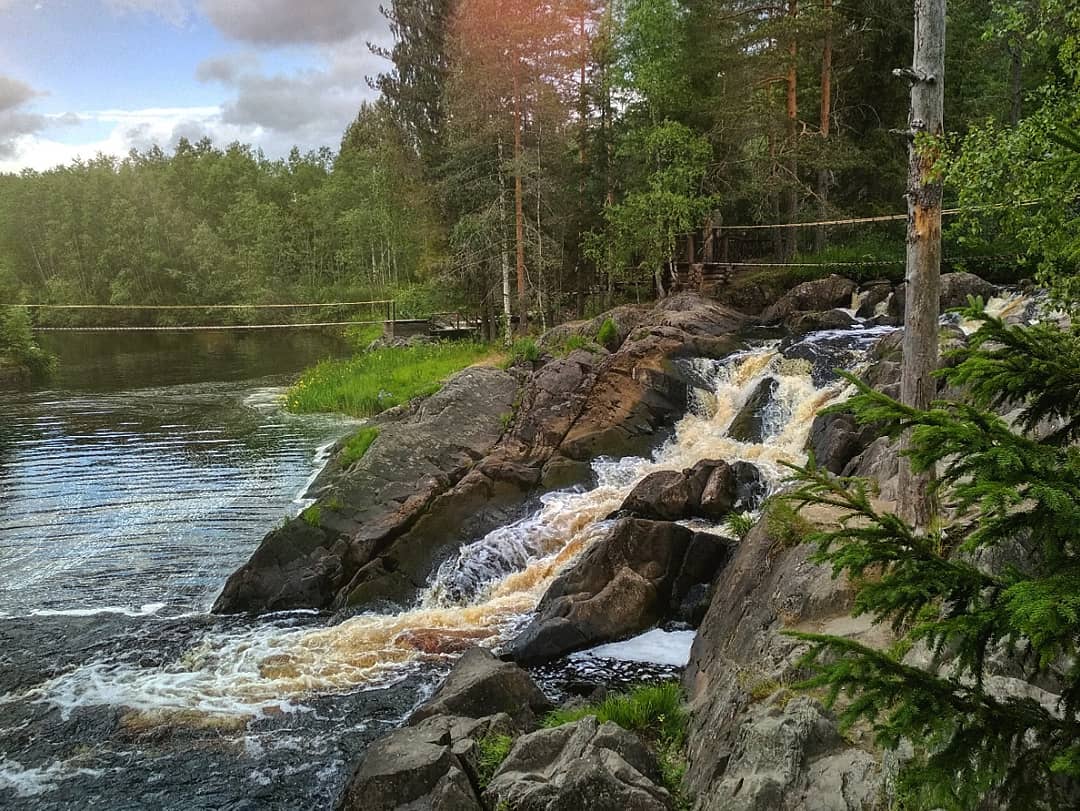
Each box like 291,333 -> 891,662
286,340 -> 491,417
0,306 -> 55,380
510,338 -> 540,364
339,426 -> 379,467
782,306 -> 1080,809
597,317 -> 618,349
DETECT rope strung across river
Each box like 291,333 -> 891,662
4,300 -> 395,311
32,319 -> 390,332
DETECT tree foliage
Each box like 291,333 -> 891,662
782,305 -> 1080,809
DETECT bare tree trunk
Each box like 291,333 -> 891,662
513,71 -> 528,334
815,0 -> 833,253
498,139 -> 513,347
897,0 -> 946,529
781,0 -> 799,260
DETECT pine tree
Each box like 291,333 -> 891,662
782,303 -> 1080,809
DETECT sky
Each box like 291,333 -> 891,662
0,0 -> 391,172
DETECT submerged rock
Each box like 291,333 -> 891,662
510,519 -> 731,664
483,715 -> 673,811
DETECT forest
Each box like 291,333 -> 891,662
0,0 -> 1078,329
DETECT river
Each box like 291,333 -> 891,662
0,318 -> 913,809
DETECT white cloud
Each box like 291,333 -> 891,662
104,0 -> 189,24
199,0 -> 385,45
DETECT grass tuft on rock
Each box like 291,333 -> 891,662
475,732 -> 514,789
542,682 -> 690,807
286,341 -> 494,417
339,426 -> 379,467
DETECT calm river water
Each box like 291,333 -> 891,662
0,331 -> 435,810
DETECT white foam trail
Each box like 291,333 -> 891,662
0,757 -> 106,798
572,628 -> 696,667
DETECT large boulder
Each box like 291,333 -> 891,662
213,366 -> 520,614
806,411 -> 879,475
408,647 -> 551,729
483,716 -> 673,811
760,276 -> 858,324
939,271 -> 998,309
682,512 -> 892,810
510,519 -> 731,664
336,723 -> 482,811
614,460 -> 766,522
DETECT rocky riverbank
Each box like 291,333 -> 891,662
212,271 -> 1037,809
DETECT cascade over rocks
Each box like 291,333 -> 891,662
214,294 -> 747,615
509,518 -> 732,664
727,377 -> 780,443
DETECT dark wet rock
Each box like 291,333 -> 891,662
616,470 -> 698,521
855,282 -> 894,319
760,276 -> 858,324
510,519 -> 732,664
728,377 -> 779,443
408,648 -> 551,730
781,309 -> 857,335
807,411 -> 879,475
483,715 -> 673,811
683,514 -> 892,811
613,459 -> 760,523
213,366 -> 520,614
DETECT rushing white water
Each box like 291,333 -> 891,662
13,339 -> 854,726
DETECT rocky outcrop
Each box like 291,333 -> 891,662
510,518 -> 731,664
614,459 -> 766,522
889,271 -> 998,320
213,366 -> 520,613
483,716 -> 673,811
807,411 -> 880,475
760,276 -> 858,324
215,294 -> 747,616
682,512 -> 893,811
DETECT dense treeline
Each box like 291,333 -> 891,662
1,0 -> 1077,327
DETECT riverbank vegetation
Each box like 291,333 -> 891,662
1,1 -> 1077,330
0,306 -> 55,381
284,341 -> 496,417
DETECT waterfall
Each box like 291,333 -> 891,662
18,338 -> 865,724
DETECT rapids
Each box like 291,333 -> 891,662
0,317 -> 909,807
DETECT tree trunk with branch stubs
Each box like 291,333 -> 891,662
898,0 -> 946,529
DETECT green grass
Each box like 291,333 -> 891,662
475,732 -> 514,789
542,682 -> 690,807
301,505 -> 321,527
510,338 -> 540,364
343,323 -> 384,350
286,340 -> 495,417
339,426 -> 379,467
725,511 -> 756,541
597,317 -> 618,349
